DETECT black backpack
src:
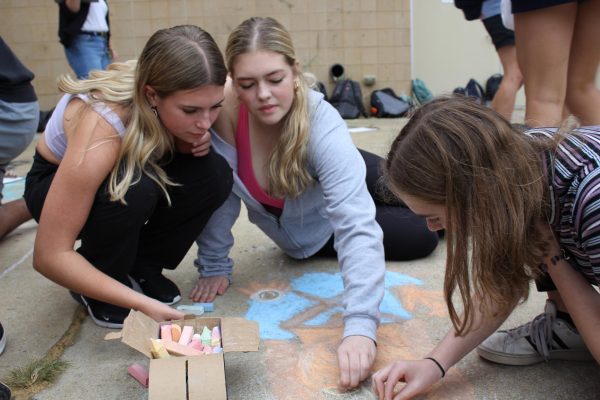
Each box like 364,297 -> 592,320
370,88 -> 410,118
485,73 -> 503,102
329,79 -> 367,119
465,78 -> 485,103
314,81 -> 328,101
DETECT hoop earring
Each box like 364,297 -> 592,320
151,106 -> 158,117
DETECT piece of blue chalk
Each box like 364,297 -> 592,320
175,304 -> 204,315
192,302 -> 214,312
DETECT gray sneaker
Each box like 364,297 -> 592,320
477,300 -> 593,365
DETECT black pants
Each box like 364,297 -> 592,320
24,150 -> 232,284
314,149 -> 439,261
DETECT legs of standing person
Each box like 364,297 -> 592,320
361,149 -> 438,260
129,152 -> 232,300
482,14 -> 523,121
564,0 -> 600,126
514,3 -> 577,127
491,44 -> 523,121
0,99 -> 38,239
64,34 -> 112,79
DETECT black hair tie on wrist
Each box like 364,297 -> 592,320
424,357 -> 445,378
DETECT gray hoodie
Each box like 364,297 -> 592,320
195,91 -> 384,341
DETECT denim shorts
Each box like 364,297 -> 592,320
64,33 -> 111,79
0,99 -> 38,199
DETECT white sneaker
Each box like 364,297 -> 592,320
477,300 -> 593,365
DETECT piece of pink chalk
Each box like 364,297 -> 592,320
127,363 -> 149,388
189,339 -> 204,351
160,324 -> 172,342
164,340 -> 204,357
202,345 -> 213,354
178,325 -> 194,346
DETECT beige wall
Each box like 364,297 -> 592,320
0,0 -> 412,110
412,0 -> 525,107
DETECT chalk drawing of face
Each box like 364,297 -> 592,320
237,271 -> 474,399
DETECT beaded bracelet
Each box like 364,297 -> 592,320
424,357 -> 445,378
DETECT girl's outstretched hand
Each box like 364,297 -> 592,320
139,298 -> 185,322
189,275 -> 230,302
372,359 -> 443,400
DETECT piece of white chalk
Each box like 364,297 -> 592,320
178,325 -> 194,346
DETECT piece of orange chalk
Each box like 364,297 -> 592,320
171,324 -> 182,342
127,363 -> 149,388
149,339 -> 170,359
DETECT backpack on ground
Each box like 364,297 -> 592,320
465,78 -> 485,103
370,88 -> 410,118
411,78 -> 434,106
453,86 -> 466,96
485,73 -> 503,102
329,79 -> 367,119
314,81 -> 328,101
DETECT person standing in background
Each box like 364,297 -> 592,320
0,36 -> 37,240
0,38 -> 39,399
57,0 -> 115,79
511,0 -> 600,127
455,0 -> 523,121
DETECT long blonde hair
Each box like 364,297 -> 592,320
384,96 -> 554,335
226,16 -> 313,198
58,25 -> 227,203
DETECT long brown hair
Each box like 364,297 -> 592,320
384,96 -> 552,335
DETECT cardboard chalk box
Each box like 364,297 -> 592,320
111,310 -> 259,400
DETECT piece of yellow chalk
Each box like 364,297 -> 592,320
149,339 -> 170,359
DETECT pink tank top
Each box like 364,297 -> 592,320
236,103 -> 284,214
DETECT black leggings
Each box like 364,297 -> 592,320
24,150 -> 232,285
314,149 -> 439,261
